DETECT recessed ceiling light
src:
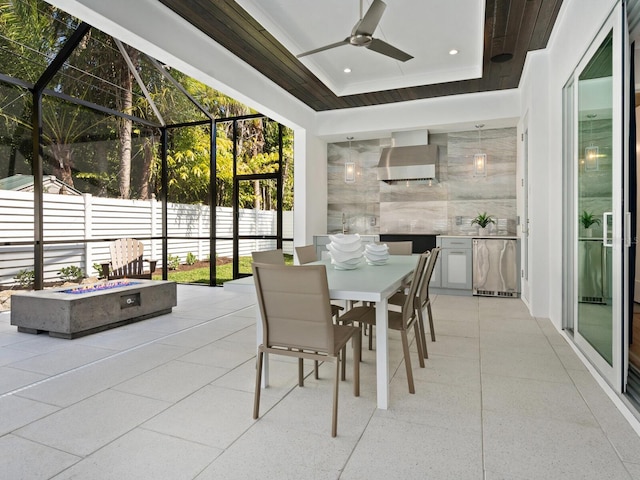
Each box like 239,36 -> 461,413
343,67 -> 352,73
449,49 -> 458,55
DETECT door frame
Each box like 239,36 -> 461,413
563,4 -> 629,391
518,111 -> 531,305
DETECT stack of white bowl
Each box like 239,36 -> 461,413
327,234 -> 363,270
364,243 -> 390,265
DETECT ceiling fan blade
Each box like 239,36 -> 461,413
367,38 -> 413,62
353,0 -> 386,36
297,38 -> 350,58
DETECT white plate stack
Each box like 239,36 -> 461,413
364,243 -> 390,266
327,234 -> 363,270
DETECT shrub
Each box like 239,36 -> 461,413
93,262 -> 106,278
15,269 -> 35,288
186,252 -> 197,265
59,265 -> 84,283
167,255 -> 181,270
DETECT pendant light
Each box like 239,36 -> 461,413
345,136 -> 356,183
584,114 -> 599,172
474,124 -> 487,177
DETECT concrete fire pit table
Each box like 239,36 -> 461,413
10,279 -> 177,339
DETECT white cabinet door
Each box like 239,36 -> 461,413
441,249 -> 472,290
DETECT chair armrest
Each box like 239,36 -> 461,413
146,259 -> 157,273
100,263 -> 110,279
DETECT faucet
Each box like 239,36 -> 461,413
342,212 -> 348,234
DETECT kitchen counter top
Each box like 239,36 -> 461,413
439,234 -> 519,240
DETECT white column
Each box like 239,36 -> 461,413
150,194 -> 158,261
83,193 -> 93,276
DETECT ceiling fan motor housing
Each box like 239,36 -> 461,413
350,34 -> 373,47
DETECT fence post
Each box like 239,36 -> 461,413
197,204 -> 204,261
150,194 -> 157,262
254,206 -> 259,252
83,193 -> 93,277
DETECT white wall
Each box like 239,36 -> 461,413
517,0 -> 618,326
293,129 -> 328,245
518,51 -> 550,318
314,89 -> 521,141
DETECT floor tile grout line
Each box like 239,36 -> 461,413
476,298 -> 488,479
553,326 -> 640,471
0,303 -> 255,400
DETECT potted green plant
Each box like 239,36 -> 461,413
471,212 -> 495,236
580,210 -> 601,237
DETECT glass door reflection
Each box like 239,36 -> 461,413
576,32 -> 614,366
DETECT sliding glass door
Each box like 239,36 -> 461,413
564,6 -> 628,390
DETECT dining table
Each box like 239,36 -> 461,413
224,255 -> 417,410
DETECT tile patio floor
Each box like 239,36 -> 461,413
1,285 -> 640,479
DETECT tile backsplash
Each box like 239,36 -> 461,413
327,128 -> 517,235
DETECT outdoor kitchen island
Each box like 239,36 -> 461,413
10,279 -> 177,339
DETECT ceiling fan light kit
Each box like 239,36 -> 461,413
297,0 -> 413,62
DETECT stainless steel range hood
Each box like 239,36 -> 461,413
377,144 -> 438,183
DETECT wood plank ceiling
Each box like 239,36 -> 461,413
158,0 -> 563,112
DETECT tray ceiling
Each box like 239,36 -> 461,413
158,0 -> 563,112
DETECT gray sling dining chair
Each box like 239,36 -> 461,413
295,245 -> 349,376
338,253 -> 428,394
389,248 -> 440,358
295,244 -> 344,316
252,262 -> 361,437
358,241 -> 413,342
251,249 -> 285,265
294,244 -> 318,264
253,246 -> 343,379
386,241 -> 413,255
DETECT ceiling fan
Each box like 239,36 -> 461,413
296,0 -> 413,62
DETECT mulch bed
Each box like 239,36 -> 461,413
152,257 -> 231,274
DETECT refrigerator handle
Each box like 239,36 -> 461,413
603,212 -> 613,248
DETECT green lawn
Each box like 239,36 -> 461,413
153,254 -> 293,285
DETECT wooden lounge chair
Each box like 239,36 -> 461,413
100,238 -> 157,280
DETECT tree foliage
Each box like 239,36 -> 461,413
0,0 -> 294,211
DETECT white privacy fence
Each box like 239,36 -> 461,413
0,190 -> 293,285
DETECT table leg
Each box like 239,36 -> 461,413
375,297 -> 389,409
256,309 -> 269,388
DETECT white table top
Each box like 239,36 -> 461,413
224,255 -> 417,300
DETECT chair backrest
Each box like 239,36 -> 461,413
400,253 -> 429,327
110,238 -> 146,275
295,245 -> 317,264
251,249 -> 285,265
252,263 -> 335,354
386,241 -> 413,255
417,247 -> 440,307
